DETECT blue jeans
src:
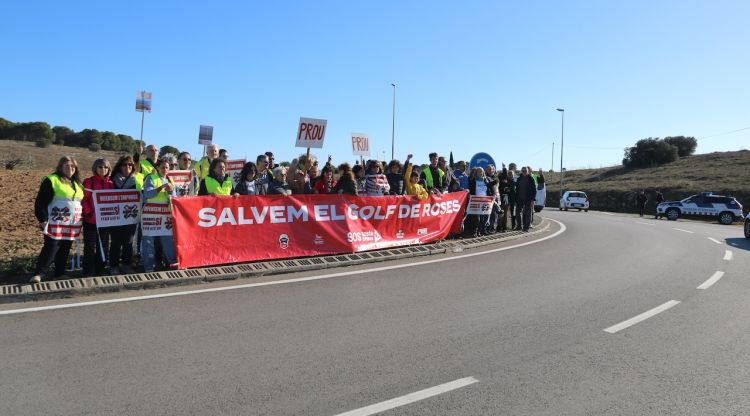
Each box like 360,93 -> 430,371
141,235 -> 176,272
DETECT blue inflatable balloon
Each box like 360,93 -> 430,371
469,152 -> 496,170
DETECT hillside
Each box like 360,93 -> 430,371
542,150 -> 750,212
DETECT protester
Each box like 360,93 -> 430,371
352,164 -> 366,194
334,163 -> 358,196
453,161 -> 469,191
364,160 -> 390,196
507,163 -> 520,230
195,144 -> 219,180
219,149 -> 229,161
81,158 -> 114,276
403,154 -> 428,200
498,164 -> 511,232
516,166 -> 537,232
654,190 -> 664,219
141,156 -> 177,272
255,154 -> 272,193
176,151 -> 200,196
313,165 -> 337,194
438,156 -> 455,193
636,190 -> 648,217
385,160 -> 404,195
135,143 -> 158,177
420,152 -> 445,195
265,151 -> 279,169
290,170 -> 312,195
484,165 -> 500,234
235,162 -> 265,195
466,167 -> 491,237
268,166 -> 292,195
31,156 -> 83,283
108,155 -> 139,275
198,158 -> 234,196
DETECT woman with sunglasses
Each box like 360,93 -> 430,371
81,158 -> 114,276
108,155 -> 140,275
235,161 -> 265,195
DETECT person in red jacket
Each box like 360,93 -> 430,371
82,158 -> 114,276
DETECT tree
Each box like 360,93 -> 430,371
10,122 -> 53,141
88,143 -> 101,152
52,126 -> 74,145
160,145 -> 180,157
118,134 -> 137,154
664,136 -> 697,157
0,118 -> 14,140
623,138 -> 678,167
101,131 -> 121,151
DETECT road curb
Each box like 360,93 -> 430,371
1,216 -> 551,304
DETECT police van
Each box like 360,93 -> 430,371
656,192 -> 744,225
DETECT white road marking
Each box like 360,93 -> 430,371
673,228 -> 694,234
636,222 -> 655,226
724,250 -> 733,261
603,300 -> 681,334
697,271 -> 725,290
600,212 -> 616,216
0,220 -> 567,316
334,377 -> 479,416
707,237 -> 722,244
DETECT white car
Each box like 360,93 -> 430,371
534,182 -> 546,213
560,191 -> 589,211
656,192 -> 744,225
744,215 -> 750,238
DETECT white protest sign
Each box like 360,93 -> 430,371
351,133 -> 370,156
198,125 -> 213,145
168,170 -> 194,197
92,189 -> 141,227
226,159 -> 247,186
141,202 -> 173,237
295,117 -> 327,149
466,196 -> 495,215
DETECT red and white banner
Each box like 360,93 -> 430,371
226,159 -> 246,186
45,200 -> 83,240
93,189 -> 141,227
172,193 -> 467,268
141,202 -> 173,237
466,195 -> 495,215
168,170 -> 193,197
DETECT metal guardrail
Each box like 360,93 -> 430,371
0,217 -> 550,303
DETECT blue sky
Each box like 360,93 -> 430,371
3,1 -> 748,170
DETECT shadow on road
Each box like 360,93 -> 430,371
725,238 -> 750,251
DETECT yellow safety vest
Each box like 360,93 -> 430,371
133,172 -> 144,191
46,173 -> 83,202
204,176 -> 233,196
44,174 -> 83,240
422,166 -> 445,189
195,157 -> 211,180
146,173 -> 174,203
139,159 -> 156,176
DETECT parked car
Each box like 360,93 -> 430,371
656,192 -> 744,225
744,214 -> 750,238
559,191 -> 589,211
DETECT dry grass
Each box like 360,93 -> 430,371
0,140 -> 128,172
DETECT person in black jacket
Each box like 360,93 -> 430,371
636,190 -> 648,217
334,163 -> 358,196
516,166 -> 537,232
235,162 -> 265,195
385,159 -> 404,195
654,190 -> 664,219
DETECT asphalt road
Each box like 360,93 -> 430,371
1,211 -> 749,415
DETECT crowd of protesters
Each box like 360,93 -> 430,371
30,143 -> 544,283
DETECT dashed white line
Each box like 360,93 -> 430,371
600,212 -> 616,216
724,250 -> 733,261
697,271 -> 725,290
334,377 -> 479,416
636,221 -> 655,226
604,300 -> 681,334
707,237 -> 722,244
673,228 -> 694,234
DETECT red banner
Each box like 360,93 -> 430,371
171,193 -> 467,268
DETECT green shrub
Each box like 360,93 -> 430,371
35,138 -> 52,148
88,143 -> 101,152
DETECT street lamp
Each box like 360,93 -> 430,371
391,83 -> 396,160
556,108 -> 565,197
